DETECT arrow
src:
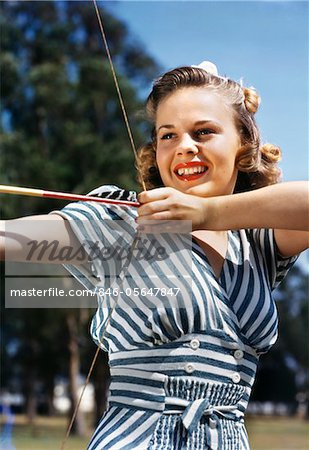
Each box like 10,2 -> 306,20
0,184 -> 140,208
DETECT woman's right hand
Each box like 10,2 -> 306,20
137,187 -> 212,232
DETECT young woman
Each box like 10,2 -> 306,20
1,62 -> 308,450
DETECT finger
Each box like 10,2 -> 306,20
138,187 -> 172,204
137,211 -> 172,224
138,199 -> 168,217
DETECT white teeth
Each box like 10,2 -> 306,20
177,165 -> 206,176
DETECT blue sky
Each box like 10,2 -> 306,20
104,0 -> 308,182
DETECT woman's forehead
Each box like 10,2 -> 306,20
155,87 -> 232,126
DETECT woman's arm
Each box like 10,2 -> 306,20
205,181 -> 309,256
205,182 -> 308,231
0,214 -> 87,264
137,181 -> 309,256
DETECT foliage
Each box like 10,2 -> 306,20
0,0 -> 160,217
252,263 -> 309,406
0,0 -> 159,434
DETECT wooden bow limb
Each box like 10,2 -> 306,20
0,184 -> 140,208
60,2 -> 147,448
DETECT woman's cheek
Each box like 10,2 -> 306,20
156,150 -> 171,178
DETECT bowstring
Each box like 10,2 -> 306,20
60,1 -> 147,448
93,0 -> 147,192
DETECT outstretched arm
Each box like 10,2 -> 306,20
0,215 -> 86,263
137,181 -> 309,257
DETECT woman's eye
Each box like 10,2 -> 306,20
161,133 -> 174,140
195,128 -> 214,137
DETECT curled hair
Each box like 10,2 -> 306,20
137,66 -> 281,192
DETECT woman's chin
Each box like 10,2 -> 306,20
170,177 -> 210,196
182,180 -> 235,197
185,183 -> 214,197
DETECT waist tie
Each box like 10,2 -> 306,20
109,367 -> 246,450
164,396 -> 240,450
165,396 -> 239,430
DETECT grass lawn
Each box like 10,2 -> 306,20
246,416 -> 309,450
1,415 -> 91,450
1,415 -> 308,449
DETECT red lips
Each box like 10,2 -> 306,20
174,161 -> 208,181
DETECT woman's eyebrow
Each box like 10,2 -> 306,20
194,120 -> 221,127
157,124 -> 174,132
157,120 -> 222,133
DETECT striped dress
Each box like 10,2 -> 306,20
51,185 -> 297,450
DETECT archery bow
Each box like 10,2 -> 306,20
92,0 -> 147,193
59,1 -> 147,448
1,3 -> 147,446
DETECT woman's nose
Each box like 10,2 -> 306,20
177,134 -> 199,155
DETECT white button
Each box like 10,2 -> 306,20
234,350 -> 244,360
185,363 -> 195,374
232,373 -> 241,384
190,339 -> 200,350
209,417 -> 217,429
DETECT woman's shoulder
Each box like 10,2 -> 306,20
240,228 -> 298,290
50,184 -> 138,222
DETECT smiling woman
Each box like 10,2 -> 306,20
1,61 -> 308,450
155,88 -> 240,197
137,65 -> 282,199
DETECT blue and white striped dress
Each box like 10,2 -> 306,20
51,185 -> 297,450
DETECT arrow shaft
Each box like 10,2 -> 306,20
0,185 -> 140,207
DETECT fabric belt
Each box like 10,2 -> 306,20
164,396 -> 240,450
109,367 -> 246,450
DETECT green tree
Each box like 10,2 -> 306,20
251,264 -> 309,416
1,0 -> 159,215
1,0 -> 160,437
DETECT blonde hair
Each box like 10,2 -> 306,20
137,66 -> 281,192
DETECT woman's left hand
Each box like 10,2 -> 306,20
137,187 -> 209,231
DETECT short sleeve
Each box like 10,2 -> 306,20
248,228 -> 298,290
49,185 -> 138,292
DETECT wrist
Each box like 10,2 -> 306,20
199,196 -> 219,230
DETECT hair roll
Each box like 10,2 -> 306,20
242,87 -> 260,114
